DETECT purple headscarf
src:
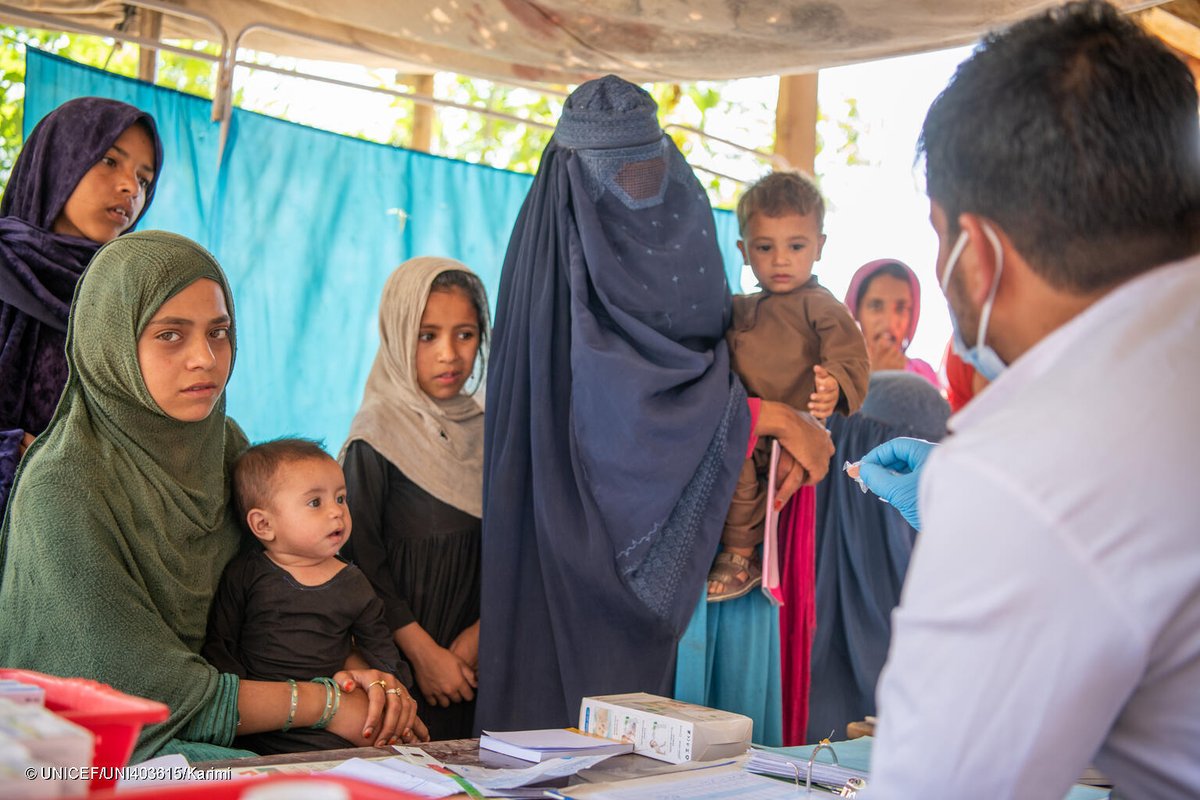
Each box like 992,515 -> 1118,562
1,97 -> 162,329
0,96 -> 162,514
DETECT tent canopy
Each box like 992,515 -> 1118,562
9,0 -> 1163,84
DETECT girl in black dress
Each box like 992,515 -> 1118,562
341,257 -> 488,740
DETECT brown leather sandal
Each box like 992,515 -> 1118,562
706,551 -> 762,603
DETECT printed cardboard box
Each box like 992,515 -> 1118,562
578,692 -> 752,764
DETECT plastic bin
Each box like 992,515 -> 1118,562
88,774 -> 421,800
0,669 -> 169,791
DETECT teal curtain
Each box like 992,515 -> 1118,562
24,49 -> 745,454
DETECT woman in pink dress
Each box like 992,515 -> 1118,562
844,259 -> 940,387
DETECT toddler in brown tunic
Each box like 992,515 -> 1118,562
710,172 -> 869,601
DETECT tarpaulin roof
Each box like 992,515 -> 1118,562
7,0 -> 1164,84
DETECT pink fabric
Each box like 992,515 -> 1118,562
905,356 -> 940,388
746,397 -> 762,459
780,483 -> 818,745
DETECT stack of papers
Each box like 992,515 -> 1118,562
325,757 -> 462,797
745,747 -> 868,792
481,729 -> 635,763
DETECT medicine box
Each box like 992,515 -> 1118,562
579,692 -> 752,764
0,679 -> 45,706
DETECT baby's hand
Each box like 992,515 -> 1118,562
809,365 -> 840,420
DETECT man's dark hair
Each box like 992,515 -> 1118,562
919,0 -> 1200,293
232,437 -> 331,521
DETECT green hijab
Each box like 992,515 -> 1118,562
0,230 -> 247,758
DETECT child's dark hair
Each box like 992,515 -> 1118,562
430,269 -> 491,388
736,171 -> 826,235
232,437 -> 332,522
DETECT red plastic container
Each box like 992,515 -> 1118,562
89,774 -> 422,800
0,668 -> 169,791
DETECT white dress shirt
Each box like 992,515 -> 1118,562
864,256 -> 1200,799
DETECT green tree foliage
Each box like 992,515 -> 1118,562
0,26 -> 220,193
1,26 -> 868,207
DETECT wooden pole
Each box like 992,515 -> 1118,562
774,72 -> 819,174
1138,7 -> 1200,93
410,73 -> 435,152
137,9 -> 162,82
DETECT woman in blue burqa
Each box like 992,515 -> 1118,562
806,370 -> 950,742
479,75 -> 833,731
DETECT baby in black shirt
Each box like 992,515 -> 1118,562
203,437 -> 417,753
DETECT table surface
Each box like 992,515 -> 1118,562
196,737 -> 709,788
198,738 -> 507,769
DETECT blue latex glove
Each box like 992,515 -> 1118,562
857,437 -> 937,531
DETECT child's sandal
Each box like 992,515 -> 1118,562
706,551 -> 762,603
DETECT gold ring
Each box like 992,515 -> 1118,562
367,679 -> 388,691
386,688 -> 404,696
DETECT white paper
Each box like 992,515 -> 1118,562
482,729 -> 618,750
324,757 -> 460,797
447,754 -> 615,789
565,768 -> 797,800
391,745 -> 446,769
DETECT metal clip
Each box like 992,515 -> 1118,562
805,735 -> 839,795
837,776 -> 867,797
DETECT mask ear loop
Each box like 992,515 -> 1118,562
975,223 -> 1005,351
939,230 -> 970,294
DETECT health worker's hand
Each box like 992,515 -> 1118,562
858,437 -> 937,531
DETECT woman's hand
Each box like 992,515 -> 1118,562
448,621 -> 480,671
413,643 -> 477,708
395,622 -> 477,709
755,400 -> 835,506
18,432 -> 35,457
327,680 -> 430,745
332,666 -> 421,746
868,332 -> 908,372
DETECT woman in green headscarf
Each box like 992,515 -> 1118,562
0,231 -> 415,760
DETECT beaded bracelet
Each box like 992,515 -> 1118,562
309,677 -> 341,730
281,678 -> 298,732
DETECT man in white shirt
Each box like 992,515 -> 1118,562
857,2 -> 1200,798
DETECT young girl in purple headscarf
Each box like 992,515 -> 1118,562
0,97 -> 162,517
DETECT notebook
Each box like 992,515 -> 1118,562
480,728 -> 634,763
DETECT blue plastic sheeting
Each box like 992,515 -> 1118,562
676,590 -> 783,746
25,50 -> 746,448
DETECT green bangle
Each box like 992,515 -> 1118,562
281,679 -> 298,732
310,677 -> 341,730
329,679 -> 341,723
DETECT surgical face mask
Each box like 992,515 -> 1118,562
939,223 -> 1007,381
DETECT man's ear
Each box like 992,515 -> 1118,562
955,212 -> 1004,306
246,508 -> 274,543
